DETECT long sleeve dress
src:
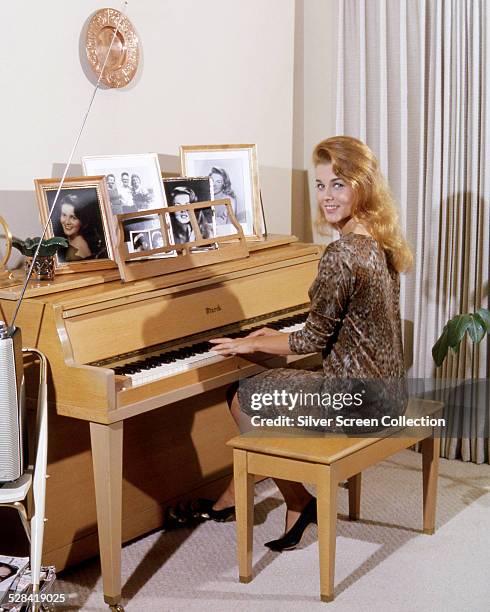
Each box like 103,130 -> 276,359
238,233 -> 407,430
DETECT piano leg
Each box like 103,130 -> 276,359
90,421 -> 124,611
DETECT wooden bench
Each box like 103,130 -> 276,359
227,398 -> 442,602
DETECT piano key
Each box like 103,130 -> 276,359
117,312 -> 308,387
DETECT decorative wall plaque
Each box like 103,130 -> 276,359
85,8 -> 140,88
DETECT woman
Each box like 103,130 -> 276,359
170,186 -> 214,243
193,136 -> 413,550
208,167 -> 241,224
170,186 -> 197,244
53,194 -> 107,262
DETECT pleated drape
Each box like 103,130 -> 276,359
335,0 -> 489,462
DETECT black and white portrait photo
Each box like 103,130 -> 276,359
34,178 -> 115,272
122,214 -> 171,256
130,229 -> 151,252
150,229 -> 164,249
82,153 -> 167,215
163,177 -> 216,246
180,145 -> 262,238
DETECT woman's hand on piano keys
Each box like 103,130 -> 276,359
247,327 -> 284,338
209,327 -> 293,356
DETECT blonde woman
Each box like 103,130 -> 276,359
192,136 -> 412,549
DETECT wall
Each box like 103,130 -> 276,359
0,0 -> 295,268
291,0 -> 338,244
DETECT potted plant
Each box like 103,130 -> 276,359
12,236 -> 68,281
432,308 -> 490,366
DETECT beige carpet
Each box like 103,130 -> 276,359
56,450 -> 490,611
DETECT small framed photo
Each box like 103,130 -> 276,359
34,176 -> 115,272
180,144 -> 262,239
82,153 -> 167,214
121,214 -> 168,254
162,176 -> 217,245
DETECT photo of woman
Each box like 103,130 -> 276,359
34,177 -> 115,272
163,177 -> 216,247
208,166 -> 239,225
180,144 -> 261,238
51,192 -> 108,263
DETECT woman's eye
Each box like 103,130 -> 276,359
333,181 -> 344,189
316,183 -> 325,191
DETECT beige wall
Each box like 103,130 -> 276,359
0,0 -> 295,267
301,0 -> 338,244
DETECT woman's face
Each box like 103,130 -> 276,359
60,203 -> 82,238
131,175 -> 141,189
211,173 -> 224,195
315,162 -> 355,229
173,193 -> 191,224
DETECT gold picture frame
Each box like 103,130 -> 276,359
180,144 -> 263,240
34,176 -> 116,273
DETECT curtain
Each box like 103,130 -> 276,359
335,0 -> 489,462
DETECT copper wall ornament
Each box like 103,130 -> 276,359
85,8 -> 140,88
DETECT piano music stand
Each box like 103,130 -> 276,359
114,199 -> 250,282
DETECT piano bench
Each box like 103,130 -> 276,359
227,413 -> 441,602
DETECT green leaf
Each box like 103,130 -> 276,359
475,308 -> 490,332
11,235 -> 68,257
467,315 -> 485,343
446,314 -> 472,349
432,325 -> 450,367
12,237 -> 27,255
46,237 -> 69,248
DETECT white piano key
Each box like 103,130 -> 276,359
122,321 -> 305,387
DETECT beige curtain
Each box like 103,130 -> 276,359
335,0 -> 489,462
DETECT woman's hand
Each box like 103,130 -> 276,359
209,336 -> 258,356
247,326 -> 283,338
209,328 -> 293,356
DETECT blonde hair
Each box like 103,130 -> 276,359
313,136 -> 413,273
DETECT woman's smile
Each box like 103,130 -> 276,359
315,162 -> 355,230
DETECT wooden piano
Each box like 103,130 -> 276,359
0,235 -> 321,610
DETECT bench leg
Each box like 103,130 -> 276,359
234,449 -> 254,583
421,436 -> 440,534
347,473 -> 361,520
317,465 -> 337,602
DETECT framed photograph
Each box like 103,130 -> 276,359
82,152 -> 175,257
162,176 -> 216,246
180,144 -> 262,239
82,153 -> 167,215
121,214 -> 166,254
34,176 -> 115,272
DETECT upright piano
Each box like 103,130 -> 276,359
0,236 -> 321,610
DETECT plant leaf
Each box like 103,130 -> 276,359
12,237 -> 26,255
446,314 -> 472,349
46,237 -> 69,248
432,325 -> 450,367
468,315 -> 486,343
475,308 -> 490,332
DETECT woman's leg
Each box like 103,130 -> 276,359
213,390 -> 313,532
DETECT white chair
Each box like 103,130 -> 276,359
0,347 -> 48,594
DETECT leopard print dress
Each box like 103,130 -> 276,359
238,233 -> 407,430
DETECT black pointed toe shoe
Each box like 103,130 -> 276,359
265,498 -> 317,551
192,498 -> 235,522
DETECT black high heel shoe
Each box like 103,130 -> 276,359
265,498 -> 317,551
192,498 -> 235,522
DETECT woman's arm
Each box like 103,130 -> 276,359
209,327 -> 294,356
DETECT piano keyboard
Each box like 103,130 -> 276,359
107,311 -> 308,387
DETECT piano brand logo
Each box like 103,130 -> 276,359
205,305 -> 222,314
